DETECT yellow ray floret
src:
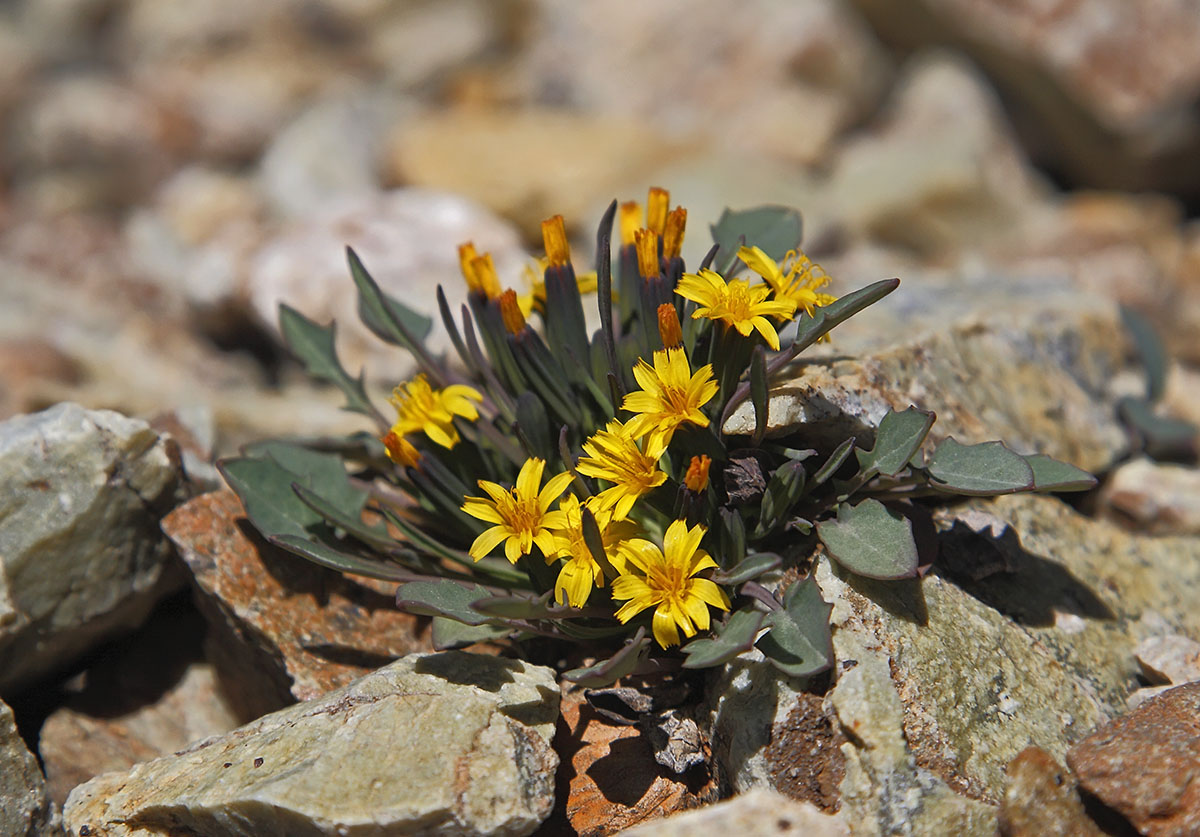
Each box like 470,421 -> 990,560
546,494 -> 638,608
622,348 -> 718,449
611,519 -> 731,648
575,419 -> 667,520
462,458 -> 573,563
675,269 -> 794,351
388,374 -> 483,449
738,245 -> 836,319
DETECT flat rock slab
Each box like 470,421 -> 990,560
1,697 -> 62,836
64,651 -> 560,837
0,402 -> 183,693
725,275 -> 1129,474
617,788 -> 849,837
162,490 -> 432,718
1067,683 -> 1200,837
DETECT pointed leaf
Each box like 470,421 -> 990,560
269,533 -> 413,582
710,206 -> 803,263
756,576 -> 834,679
348,247 -> 434,349
927,438 -> 1035,495
395,580 -> 497,626
278,304 -> 377,417
1118,396 -> 1198,460
817,498 -> 918,579
244,441 -> 368,516
681,609 -> 766,669
515,391 -> 552,460
857,407 -> 935,477
1024,454 -> 1097,492
563,628 -> 650,687
1121,305 -> 1168,402
755,461 -> 807,537
811,437 -> 856,487
432,617 -> 510,650
750,345 -> 769,446
220,457 -> 325,539
712,552 -> 782,586
471,591 -> 557,620
292,483 -> 390,549
787,279 -> 900,359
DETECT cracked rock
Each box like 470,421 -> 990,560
0,403 -> 184,694
64,651 -> 560,837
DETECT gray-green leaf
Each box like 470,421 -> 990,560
278,304 -> 377,417
857,407 -> 935,477
927,438 -> 1035,495
756,576 -> 834,679
710,205 -> 803,264
681,609 -> 766,669
563,628 -> 650,687
431,618 -> 510,650
1024,454 -> 1097,492
816,498 -> 919,579
348,247 -> 434,349
395,580 -> 497,626
269,533 -> 413,582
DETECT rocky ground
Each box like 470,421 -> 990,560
3,1 -> 1200,835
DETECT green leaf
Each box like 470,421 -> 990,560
927,438 -> 1035,495
1024,454 -> 1097,492
395,580 -> 497,626
756,576 -> 834,679
712,552 -> 782,586
278,304 -> 377,417
471,591 -> 557,620
816,499 -> 918,579
710,206 -> 803,263
269,533 -> 413,582
811,437 -> 856,487
431,617 -> 510,650
857,407 -> 935,477
247,441 -> 368,517
348,247 -> 434,350
750,345 -> 769,446
789,278 -> 899,357
514,391 -> 553,461
681,609 -> 766,669
563,628 -> 650,687
220,457 -> 325,539
755,461 -> 806,537
292,483 -> 390,550
717,507 -> 747,568
1121,306 -> 1168,402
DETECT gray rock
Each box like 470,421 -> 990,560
1100,458 -> 1200,535
1135,634 -> 1200,687
1,697 -> 63,836
64,651 -> 560,837
616,788 -> 849,837
0,403 -> 184,694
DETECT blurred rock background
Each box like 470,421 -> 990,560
4,0 -> 1200,453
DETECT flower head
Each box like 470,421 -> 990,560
462,458 -> 572,563
458,243 -> 502,299
739,245 -> 836,319
611,520 -> 731,648
382,431 -> 422,468
621,348 -> 718,449
676,268 -> 793,350
388,374 -> 483,449
576,419 -> 667,520
547,494 -> 638,608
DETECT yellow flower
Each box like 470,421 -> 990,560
738,245 -> 836,318
622,348 -> 718,449
462,458 -> 573,563
611,519 -> 731,648
547,494 -> 638,608
388,374 -> 483,449
675,268 -> 794,350
575,419 -> 667,520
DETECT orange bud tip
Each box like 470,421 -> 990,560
647,187 -> 669,236
684,454 -> 711,493
662,207 -> 686,259
619,202 -> 642,247
498,288 -> 526,335
458,242 -> 480,290
635,228 -> 660,279
384,431 -> 422,468
657,303 -> 682,349
541,215 -> 571,268
468,252 -> 502,299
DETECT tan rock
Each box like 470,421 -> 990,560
1100,458 -> 1200,535
64,652 -> 560,837
998,747 -> 1102,837
617,788 -> 849,837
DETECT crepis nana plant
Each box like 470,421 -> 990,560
221,188 -> 1096,687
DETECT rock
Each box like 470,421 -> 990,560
247,187 -> 527,382
0,403 -> 184,694
724,269 -> 1130,475
367,0 -> 500,90
998,747 -> 1103,837
1135,634 -> 1200,687
1,697 -> 63,836
385,108 -> 685,237
1067,683 -> 1200,837
38,600 -> 240,807
63,651 -> 560,837
827,52 -> 1050,257
617,788 -> 849,837
1100,458 -> 1200,535
544,684 -> 715,836
709,492 -> 1200,834
849,0 -> 1200,194
161,490 -> 432,718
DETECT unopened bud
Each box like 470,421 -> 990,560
498,288 -> 526,335
384,431 -> 422,468
635,229 -> 659,279
684,454 -> 711,493
619,202 -> 641,247
662,207 -> 686,259
647,187 -> 669,236
657,303 -> 682,349
541,215 -> 571,268
468,253 -> 502,299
